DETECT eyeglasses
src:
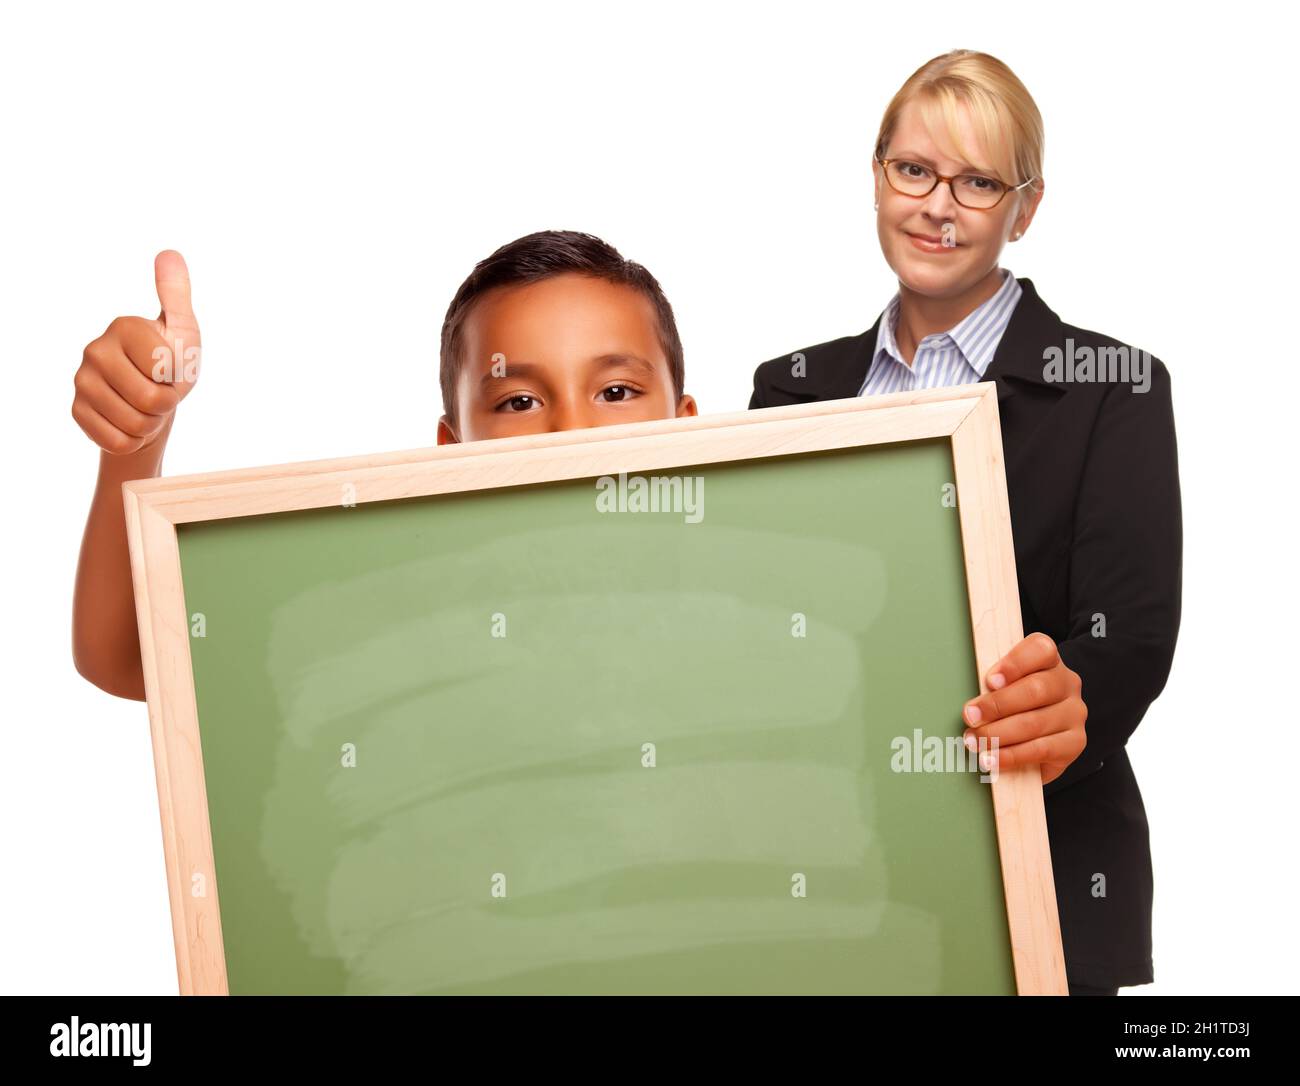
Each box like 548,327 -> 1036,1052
875,155 -> 1038,210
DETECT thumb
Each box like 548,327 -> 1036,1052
154,249 -> 200,343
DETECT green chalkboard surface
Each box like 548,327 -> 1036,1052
175,438 -> 1015,994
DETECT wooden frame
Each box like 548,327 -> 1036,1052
124,383 -> 1067,996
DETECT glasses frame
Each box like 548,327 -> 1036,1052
875,155 -> 1038,210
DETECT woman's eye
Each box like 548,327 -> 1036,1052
963,175 -> 999,192
498,395 -> 539,413
600,385 -> 639,403
900,162 -> 929,178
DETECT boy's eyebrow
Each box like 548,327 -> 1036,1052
591,353 -> 658,378
478,353 -> 659,387
478,360 -> 547,387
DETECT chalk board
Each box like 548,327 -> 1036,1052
125,388 -> 1066,994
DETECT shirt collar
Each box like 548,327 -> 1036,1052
874,267 -> 1022,379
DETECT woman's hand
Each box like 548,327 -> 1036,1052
961,632 -> 1087,786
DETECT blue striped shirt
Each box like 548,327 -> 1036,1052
858,268 -> 1022,395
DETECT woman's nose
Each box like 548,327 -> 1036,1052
921,178 -> 960,220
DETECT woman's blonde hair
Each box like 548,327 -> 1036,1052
874,50 -> 1044,194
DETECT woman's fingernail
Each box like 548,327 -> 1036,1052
964,705 -> 982,725
988,672 -> 1006,690
979,751 -> 996,772
964,733 -> 978,753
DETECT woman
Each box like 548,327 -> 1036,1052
750,50 -> 1181,996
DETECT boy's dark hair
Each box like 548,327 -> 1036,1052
439,230 -> 685,423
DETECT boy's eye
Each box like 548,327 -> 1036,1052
498,394 -> 540,413
600,385 -> 640,403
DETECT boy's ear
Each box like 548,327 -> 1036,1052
675,394 -> 698,419
436,415 -> 461,445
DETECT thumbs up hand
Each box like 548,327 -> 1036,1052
72,250 -> 201,455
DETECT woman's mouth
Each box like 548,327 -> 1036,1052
906,232 -> 959,253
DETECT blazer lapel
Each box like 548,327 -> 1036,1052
766,319 -> 882,403
983,278 -> 1070,405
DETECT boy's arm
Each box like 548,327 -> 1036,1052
72,425 -> 173,700
70,251 -> 200,700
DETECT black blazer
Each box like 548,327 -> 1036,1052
749,278 -> 1182,989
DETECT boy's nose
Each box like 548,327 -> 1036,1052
547,400 -> 583,434
548,396 -> 601,434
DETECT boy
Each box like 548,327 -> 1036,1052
71,230 -> 696,699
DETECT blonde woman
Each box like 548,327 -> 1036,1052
751,51 -> 1181,996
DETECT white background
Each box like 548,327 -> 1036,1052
1,0 -> 1294,995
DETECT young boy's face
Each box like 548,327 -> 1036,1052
438,272 -> 696,444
